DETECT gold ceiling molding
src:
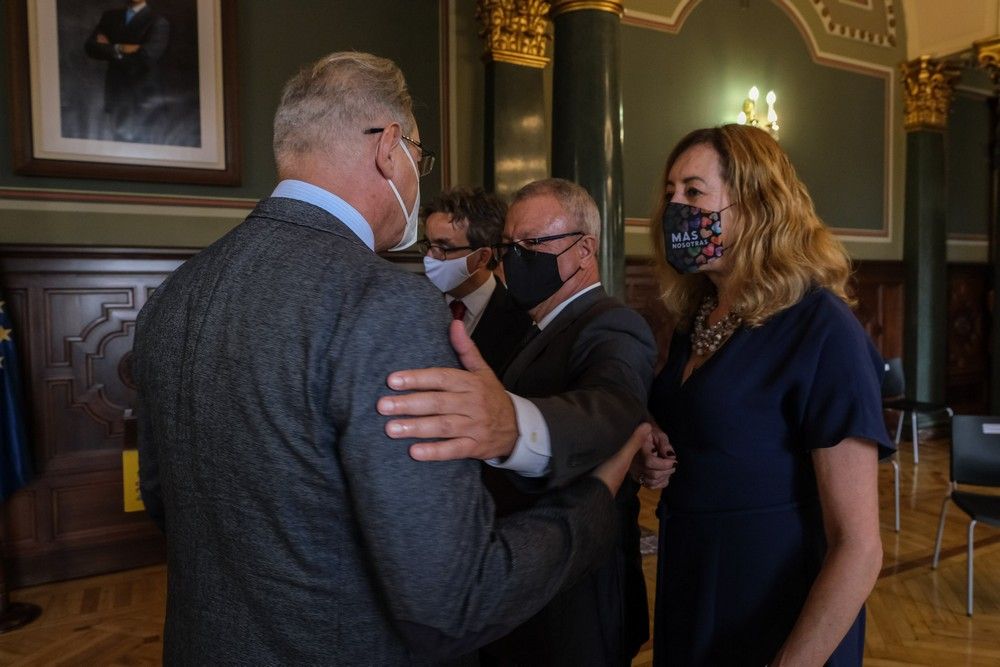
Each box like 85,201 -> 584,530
899,56 -> 960,132
810,0 -> 897,48
974,36 -> 1000,87
551,0 -> 624,17
477,0 -> 552,68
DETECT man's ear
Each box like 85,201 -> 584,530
373,124 -> 402,180
468,246 -> 493,273
578,234 -> 598,265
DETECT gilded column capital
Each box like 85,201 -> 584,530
899,56 -> 960,132
550,0 -> 624,17
477,0 -> 552,69
974,36 -> 1000,87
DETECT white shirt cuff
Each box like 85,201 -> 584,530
485,392 -> 551,477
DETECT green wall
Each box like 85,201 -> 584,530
621,0 -> 889,235
947,89 -> 990,239
6,0 -> 989,264
0,0 -> 442,247
451,0 -> 911,261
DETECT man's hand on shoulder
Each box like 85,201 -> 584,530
377,320 -> 519,461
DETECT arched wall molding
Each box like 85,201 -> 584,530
620,0 -> 900,246
623,0 -> 898,72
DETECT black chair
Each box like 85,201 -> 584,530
878,362 -> 901,531
881,357 -> 953,464
932,415 -> 1000,616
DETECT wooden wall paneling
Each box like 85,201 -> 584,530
625,258 -> 673,367
0,247 -> 192,588
851,260 -> 905,362
0,247 -> 988,591
946,264 -> 989,414
625,258 -> 913,370
626,258 -> 988,414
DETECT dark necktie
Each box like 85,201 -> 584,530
125,8 -> 135,24
449,300 -> 467,322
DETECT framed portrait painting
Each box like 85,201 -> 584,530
6,0 -> 240,185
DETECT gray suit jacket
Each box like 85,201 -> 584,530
133,197 -> 616,665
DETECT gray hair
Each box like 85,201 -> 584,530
512,178 -> 601,245
273,52 -> 414,171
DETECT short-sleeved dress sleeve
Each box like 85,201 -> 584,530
797,292 -> 895,459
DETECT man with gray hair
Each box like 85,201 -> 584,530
381,178 -> 658,664
132,53 -> 641,664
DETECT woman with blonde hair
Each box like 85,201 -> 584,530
635,124 -> 891,666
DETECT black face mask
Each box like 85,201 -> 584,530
502,236 -> 583,311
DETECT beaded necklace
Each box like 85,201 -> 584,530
690,295 -> 742,357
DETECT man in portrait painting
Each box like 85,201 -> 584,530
84,0 -> 170,143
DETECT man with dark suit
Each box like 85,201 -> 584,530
132,52 -> 643,665
84,0 -> 169,142
420,187 -> 532,373
381,178 -> 657,665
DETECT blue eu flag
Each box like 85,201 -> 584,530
0,292 -> 32,502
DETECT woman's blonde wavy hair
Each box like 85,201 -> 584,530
650,124 -> 853,328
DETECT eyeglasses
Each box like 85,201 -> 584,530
363,127 -> 436,177
418,239 -> 475,260
492,231 -> 584,260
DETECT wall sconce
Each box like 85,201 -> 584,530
736,86 -> 779,138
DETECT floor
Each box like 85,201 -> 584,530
631,436 -> 1000,665
1,436 -> 998,666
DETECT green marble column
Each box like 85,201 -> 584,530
477,1 -> 551,198
900,57 -> 958,404
484,63 -> 548,198
550,1 -> 625,299
902,130 -> 948,403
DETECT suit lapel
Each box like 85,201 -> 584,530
501,287 -> 606,385
471,282 -> 502,350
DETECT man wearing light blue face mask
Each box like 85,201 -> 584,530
419,187 -> 532,372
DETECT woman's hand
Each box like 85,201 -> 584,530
629,424 -> 677,489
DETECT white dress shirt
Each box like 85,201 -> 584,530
445,272 -> 496,335
488,283 -> 603,477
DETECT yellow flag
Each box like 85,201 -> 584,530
122,449 -> 145,512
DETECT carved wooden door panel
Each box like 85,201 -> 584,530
1,247 -> 189,587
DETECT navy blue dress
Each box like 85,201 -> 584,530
649,289 -> 892,666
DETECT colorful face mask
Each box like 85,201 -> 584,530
661,202 -> 732,274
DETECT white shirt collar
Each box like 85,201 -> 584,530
537,282 -> 602,330
446,272 -> 495,320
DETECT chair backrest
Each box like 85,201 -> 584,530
950,415 -> 1000,487
881,357 -> 905,398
